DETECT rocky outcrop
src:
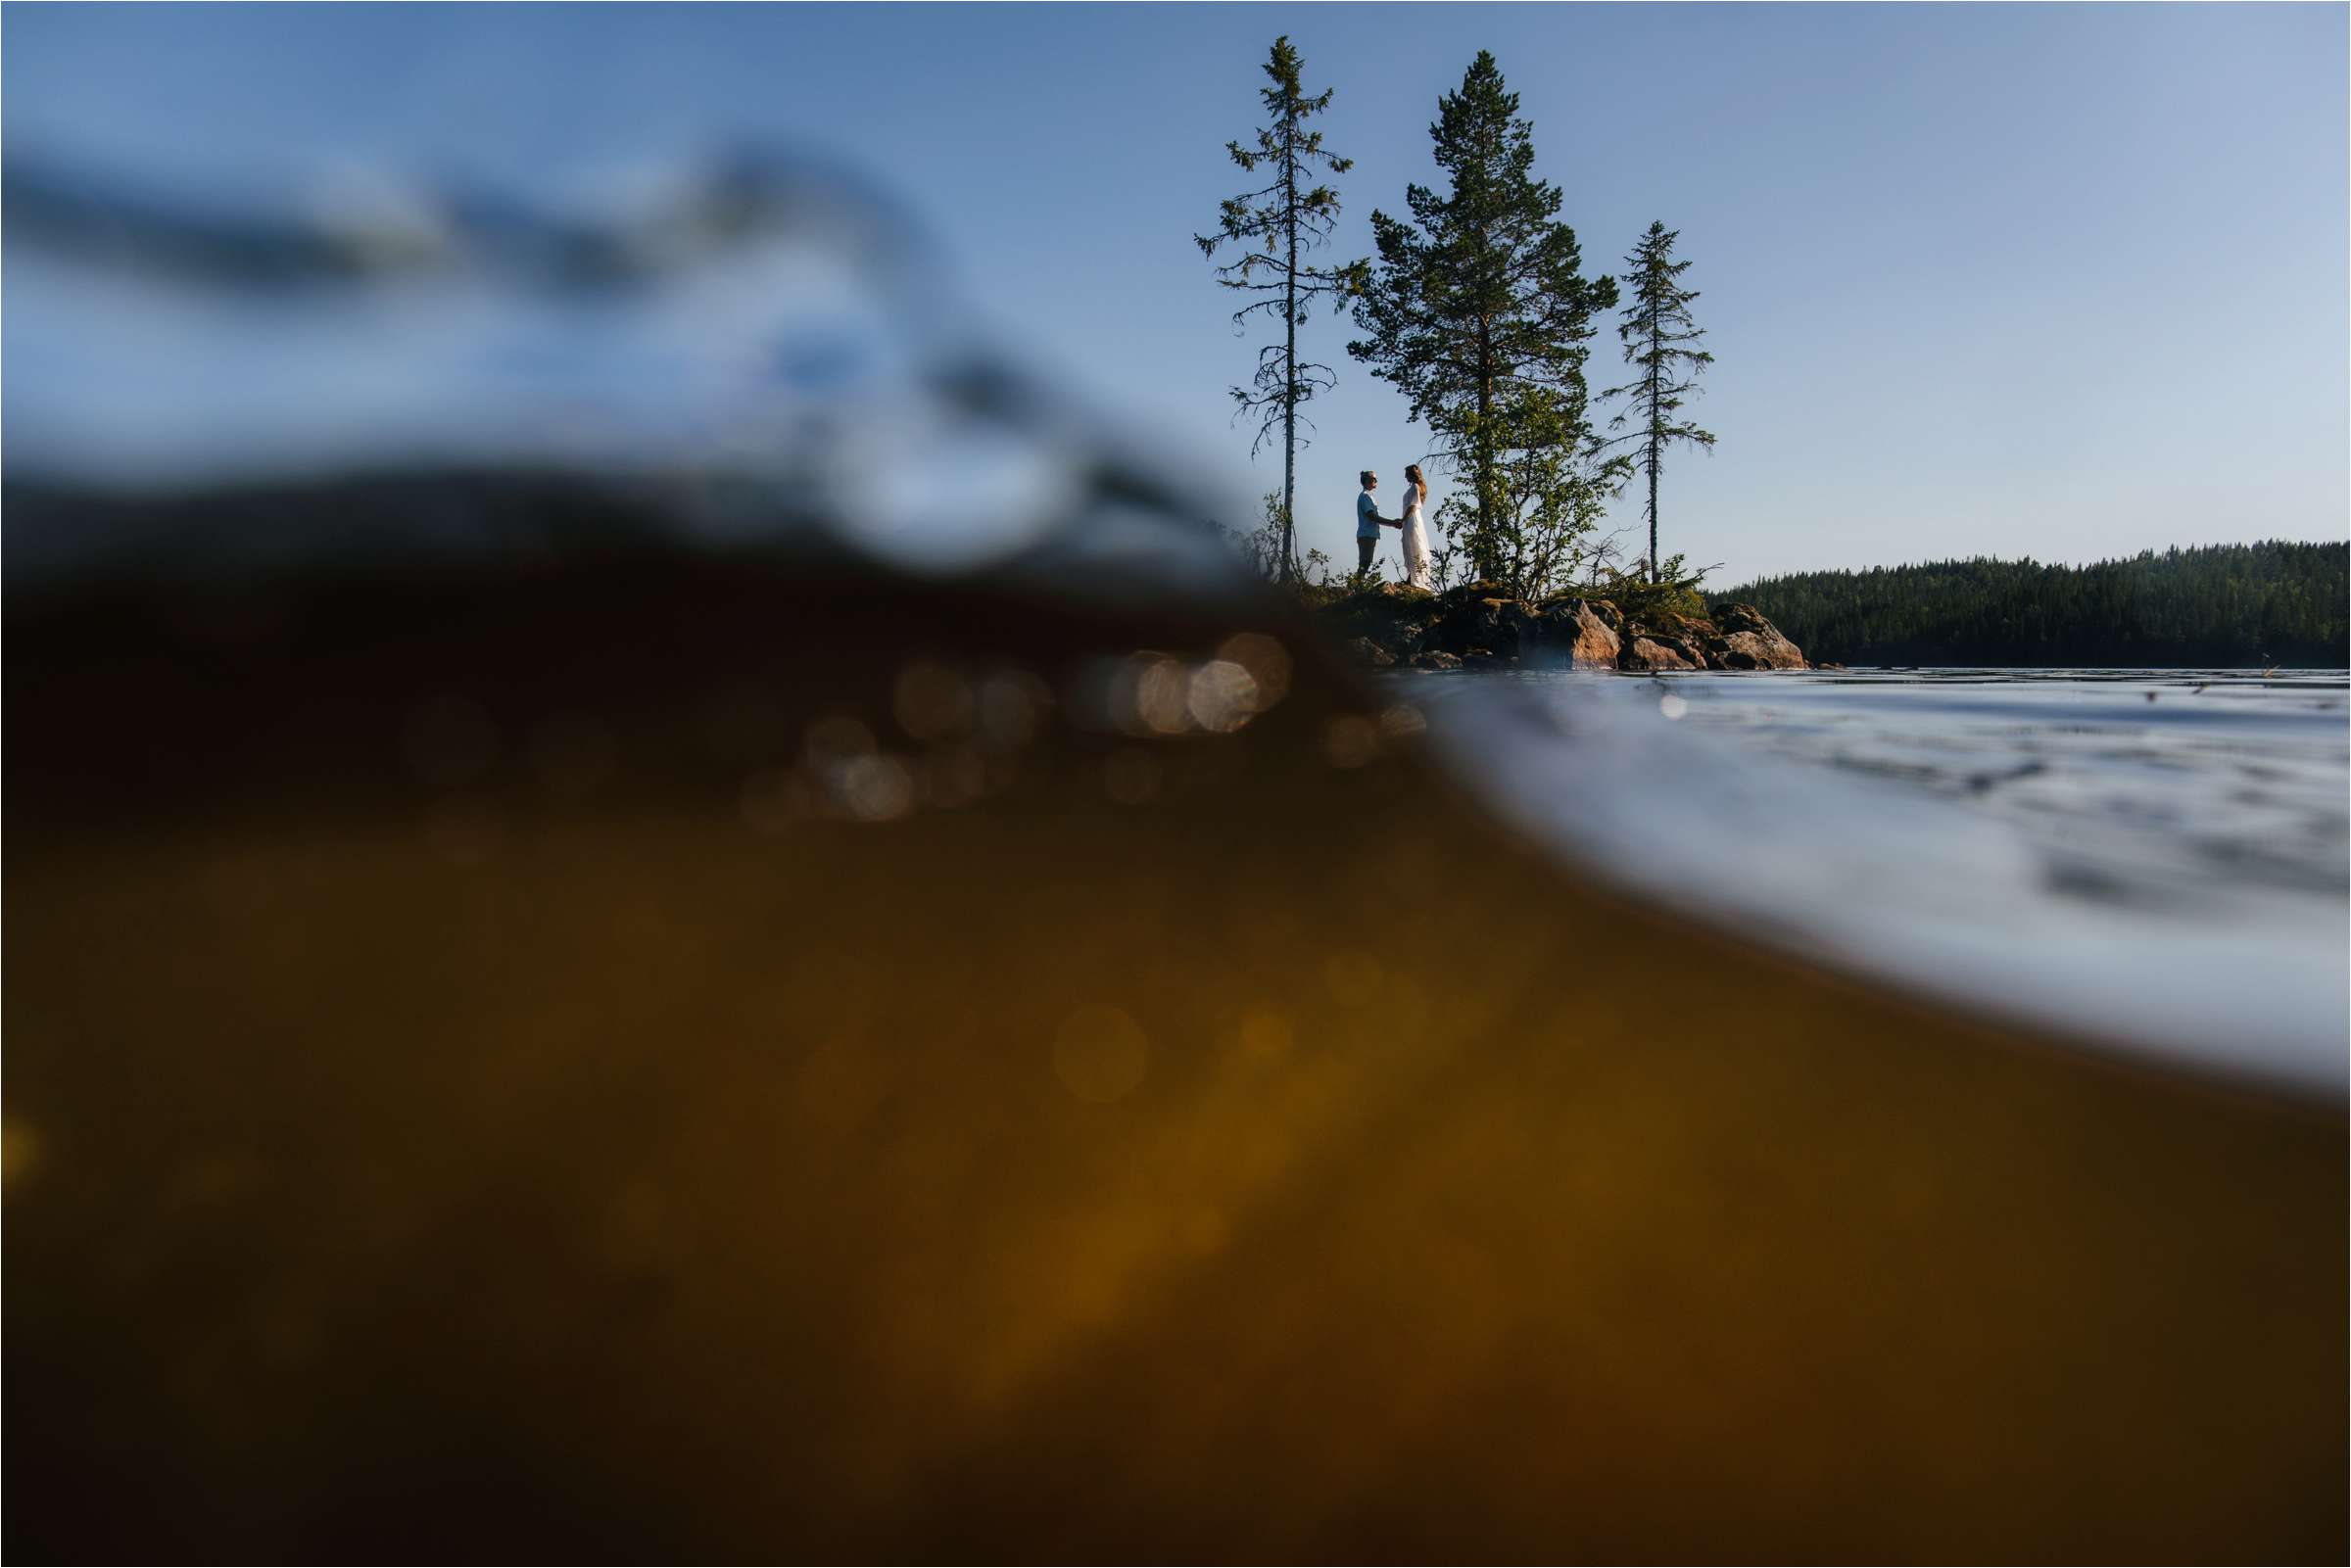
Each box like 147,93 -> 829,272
1704,603 -> 1808,671
1323,582 -> 1439,667
1619,636 -> 1703,672
1317,583 -> 1806,674
1433,596 -> 1537,662
1525,598 -> 1621,670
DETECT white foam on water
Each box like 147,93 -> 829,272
1407,669 -> 2349,1098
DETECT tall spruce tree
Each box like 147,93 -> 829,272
1348,50 -> 1617,591
1196,37 -> 1367,582
1604,222 -> 1714,583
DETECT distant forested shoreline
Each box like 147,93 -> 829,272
1723,542 -> 2348,668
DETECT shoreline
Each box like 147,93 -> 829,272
1315,580 -> 1813,673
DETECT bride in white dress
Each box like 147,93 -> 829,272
1399,463 -> 1434,590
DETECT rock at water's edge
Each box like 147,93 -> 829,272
1431,597 -> 1535,663
1528,598 -> 1621,670
1704,602 -> 1808,670
1319,588 -> 1806,672
1619,636 -> 1703,673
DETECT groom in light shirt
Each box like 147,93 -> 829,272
1355,470 -> 1399,575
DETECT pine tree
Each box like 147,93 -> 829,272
1197,37 -> 1367,582
1604,222 -> 1714,583
1348,51 -> 1617,591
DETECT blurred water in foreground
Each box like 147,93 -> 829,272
1409,669 -> 2349,1094
9,146 -> 2346,1096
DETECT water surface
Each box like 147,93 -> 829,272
1406,668 -> 2350,1094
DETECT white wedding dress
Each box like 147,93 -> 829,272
1400,484 -> 1433,590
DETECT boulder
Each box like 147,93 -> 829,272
1704,602 -> 1808,670
1639,613 -> 1718,665
1576,597 -> 1628,635
1712,641 -> 1763,671
1618,636 -> 1703,673
1711,632 -> 1775,670
1522,597 -> 1622,671
1709,601 -> 1775,636
1659,636 -> 1711,668
1462,648 -> 1517,671
1326,583 -> 1440,663
1347,636 -> 1397,670
1410,650 -> 1463,672
1617,614 -> 1710,670
1428,596 -> 1537,661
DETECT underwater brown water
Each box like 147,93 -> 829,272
7,525 -> 2343,1561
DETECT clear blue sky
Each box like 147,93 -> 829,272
7,3 -> 2344,585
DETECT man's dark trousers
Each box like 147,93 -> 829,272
1357,537 -> 1376,575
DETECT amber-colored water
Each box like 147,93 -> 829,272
7,545 -> 2342,1560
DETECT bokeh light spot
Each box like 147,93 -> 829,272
1130,653 -> 1192,736
838,754 -> 916,823
1187,659 -> 1261,733
1052,1005 -> 1149,1103
892,659 -> 975,742
976,666 -> 1053,752
1322,715 -> 1379,769
1216,632 -> 1293,709
802,713 -> 879,769
3,1118 -> 43,1194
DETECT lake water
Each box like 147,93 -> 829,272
1401,668 -> 2350,1097
11,150 -> 2342,1096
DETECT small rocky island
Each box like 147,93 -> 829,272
1319,582 -> 1813,673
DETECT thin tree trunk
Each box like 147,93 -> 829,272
1476,320 -> 1494,583
1647,311 -> 1663,584
1282,112 -> 1298,583
1648,441 -> 1660,585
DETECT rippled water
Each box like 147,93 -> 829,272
11,149 -> 2343,1094
1405,668 -> 2350,1095
1671,669 -> 2346,894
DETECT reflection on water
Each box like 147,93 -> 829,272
1654,669 -> 2347,904
1406,669 -> 2350,1094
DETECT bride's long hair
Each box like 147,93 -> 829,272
1404,463 -> 1427,505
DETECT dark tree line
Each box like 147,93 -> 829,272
1726,543 -> 2349,667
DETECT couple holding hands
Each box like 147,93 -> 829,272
1355,466 -> 1434,591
